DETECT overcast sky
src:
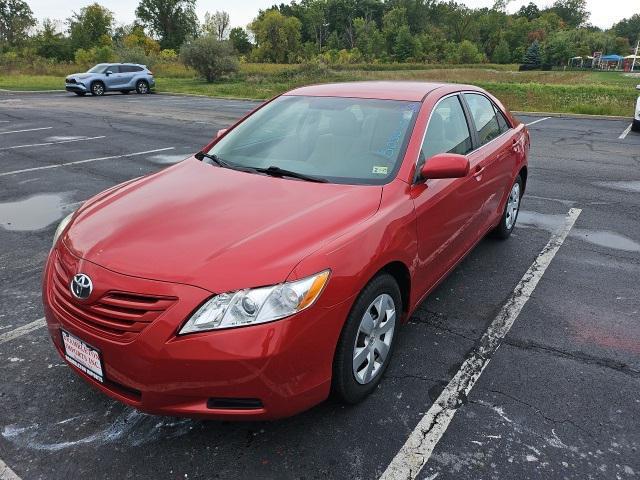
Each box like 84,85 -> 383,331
28,0 -> 639,31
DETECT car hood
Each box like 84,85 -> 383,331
64,158 -> 382,293
68,73 -> 92,79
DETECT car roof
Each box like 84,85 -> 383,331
284,81 -> 466,102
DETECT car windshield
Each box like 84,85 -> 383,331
207,95 -> 420,185
87,64 -> 109,73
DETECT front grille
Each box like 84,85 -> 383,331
66,78 -> 76,84
50,256 -> 176,342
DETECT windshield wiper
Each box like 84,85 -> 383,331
195,151 -> 257,173
253,166 -> 328,183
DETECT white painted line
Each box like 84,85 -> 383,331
619,123 -> 632,140
0,317 -> 46,345
0,136 -> 106,151
0,126 -> 53,135
0,147 -> 175,177
0,458 -> 21,480
0,120 -> 10,123
379,208 -> 582,480
525,117 -> 550,127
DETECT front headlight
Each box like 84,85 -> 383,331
52,212 -> 74,248
179,270 -> 330,334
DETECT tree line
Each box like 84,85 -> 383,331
0,0 -> 639,79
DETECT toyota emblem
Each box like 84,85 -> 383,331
70,273 -> 93,300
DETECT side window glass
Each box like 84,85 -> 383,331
494,105 -> 510,133
464,93 -> 502,145
120,65 -> 132,73
109,65 -> 120,74
421,96 -> 473,162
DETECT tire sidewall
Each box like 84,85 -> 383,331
332,273 -> 402,404
495,174 -> 523,239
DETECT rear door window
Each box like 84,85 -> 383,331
108,65 -> 121,74
464,93 -> 503,146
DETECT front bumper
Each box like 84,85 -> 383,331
65,83 -> 87,93
43,243 -> 351,419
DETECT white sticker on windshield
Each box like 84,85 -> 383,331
372,166 -> 388,175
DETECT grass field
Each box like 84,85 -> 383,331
1,63 -> 638,116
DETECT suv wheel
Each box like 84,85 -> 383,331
136,80 -> 149,94
632,119 -> 640,133
91,82 -> 105,96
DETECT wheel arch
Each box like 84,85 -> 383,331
377,261 -> 411,315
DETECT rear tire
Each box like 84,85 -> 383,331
135,80 -> 149,94
632,119 -> 640,133
492,174 -> 523,240
332,273 -> 401,404
90,82 -> 105,96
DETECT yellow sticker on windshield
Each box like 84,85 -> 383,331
372,166 -> 388,175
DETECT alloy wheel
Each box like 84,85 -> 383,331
352,293 -> 396,385
505,182 -> 521,230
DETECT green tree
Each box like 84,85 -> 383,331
517,2 -> 539,21
394,25 -> 417,61
457,39 -> 483,63
354,17 -> 385,60
32,19 -> 73,61
550,0 -> 589,28
135,0 -> 198,50
0,0 -> 35,46
492,38 -> 511,63
67,3 -> 114,51
522,39 -> 542,68
612,14 -> 640,45
249,10 -> 302,63
229,27 -> 252,55
180,36 -> 238,82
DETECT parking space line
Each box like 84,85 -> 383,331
619,124 -> 632,140
525,117 -> 550,127
0,136 -> 106,151
0,147 -> 175,177
0,458 -> 21,480
0,127 -> 53,135
0,317 -> 45,345
379,208 -> 582,480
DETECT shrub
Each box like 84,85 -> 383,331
180,35 -> 238,82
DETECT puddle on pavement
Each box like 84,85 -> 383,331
518,210 -> 640,253
595,181 -> 640,193
0,193 -> 72,231
148,153 -> 189,165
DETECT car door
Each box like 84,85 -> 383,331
118,65 -> 136,88
411,94 -> 487,292
462,93 -> 516,231
104,65 -> 121,89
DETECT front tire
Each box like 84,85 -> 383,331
493,174 -> 523,239
90,82 -> 105,96
332,273 -> 401,404
632,119 -> 640,133
136,80 -> 149,94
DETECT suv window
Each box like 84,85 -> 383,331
107,65 -> 121,74
464,93 -> 503,146
421,95 -> 473,162
121,65 -> 143,73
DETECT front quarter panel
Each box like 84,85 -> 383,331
289,178 -> 417,315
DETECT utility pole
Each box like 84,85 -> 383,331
632,39 -> 639,72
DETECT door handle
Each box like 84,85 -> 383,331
474,164 -> 485,175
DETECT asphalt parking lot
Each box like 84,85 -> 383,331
1,90 -> 639,480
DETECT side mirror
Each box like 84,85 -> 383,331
105,70 -> 113,76
420,153 -> 470,180
217,128 -> 228,138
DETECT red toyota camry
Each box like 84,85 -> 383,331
43,82 -> 529,419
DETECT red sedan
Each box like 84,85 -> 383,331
43,82 -> 529,419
